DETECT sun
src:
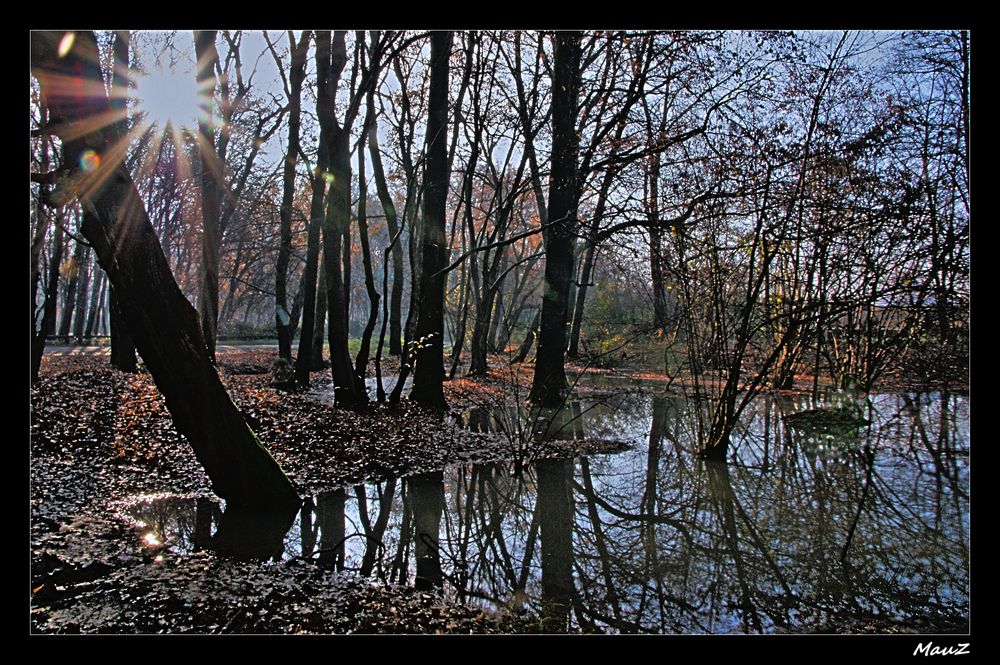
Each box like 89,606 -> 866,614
133,64 -> 209,134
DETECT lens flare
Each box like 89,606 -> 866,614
79,149 -> 100,173
57,32 -> 75,58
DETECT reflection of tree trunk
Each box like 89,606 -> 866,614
316,487 -> 347,570
357,477 -> 397,578
580,457 -> 623,628
210,504 -> 298,561
300,497 -> 316,559
839,447 -> 875,565
409,470 -> 444,590
704,461 -> 762,633
643,397 -> 667,513
193,497 -> 215,550
536,457 -> 574,632
391,483 -> 413,585
475,465 -> 518,588
515,494 -> 541,608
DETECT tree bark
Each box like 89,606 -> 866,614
367,116 -> 405,356
30,103 -> 53,381
108,284 -> 137,373
72,245 -> 92,342
276,31 -> 310,362
194,31 -> 223,361
294,157 -> 327,384
32,30 -> 298,510
511,307 -> 541,364
529,32 -> 582,407
409,31 -> 453,409
316,31 -> 363,406
311,250 -> 328,370
59,237 -> 87,339
84,270 -> 105,338
354,123 -> 380,396
44,217 -> 65,336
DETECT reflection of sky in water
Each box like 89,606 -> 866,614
122,390 -> 969,633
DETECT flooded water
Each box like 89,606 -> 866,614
121,389 -> 969,633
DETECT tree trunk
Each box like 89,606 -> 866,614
194,31 -> 223,362
32,30 -> 298,511
354,127 -> 381,396
529,32 -> 582,407
30,108 -> 53,381
72,245 -> 92,342
84,270 -> 106,338
59,237 -> 87,339
367,120 -> 405,356
312,251 -> 329,370
44,217 -> 65,336
275,32 -> 309,362
294,165 -> 327,385
316,31 -> 363,407
409,31 -> 453,409
511,307 -> 541,364
468,288 -> 497,376
108,284 -> 137,373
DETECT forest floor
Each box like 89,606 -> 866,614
29,349 -> 628,635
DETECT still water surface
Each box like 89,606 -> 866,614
123,390 -> 969,633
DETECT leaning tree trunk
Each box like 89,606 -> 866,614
31,31 -> 298,511
529,32 -> 582,407
409,31 -> 453,410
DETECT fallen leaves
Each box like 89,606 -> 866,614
30,350 -> 558,634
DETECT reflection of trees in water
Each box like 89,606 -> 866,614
575,392 -> 966,631
122,391 -> 967,632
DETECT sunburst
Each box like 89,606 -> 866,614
133,62 -> 210,136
